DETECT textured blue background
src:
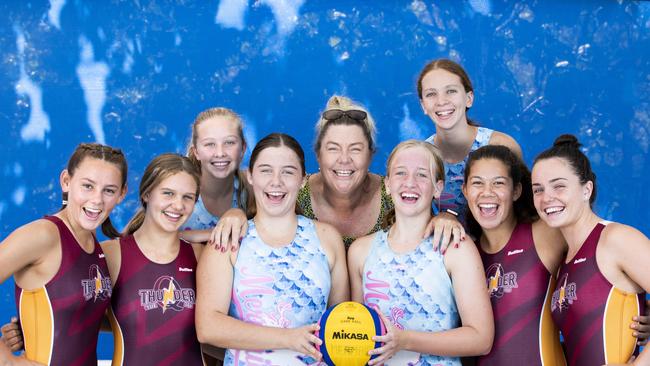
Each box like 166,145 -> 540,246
1,0 -> 649,359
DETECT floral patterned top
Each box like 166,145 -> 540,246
425,127 -> 493,224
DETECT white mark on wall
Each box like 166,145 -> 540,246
15,28 -> 51,143
399,104 -> 425,141
48,0 -> 66,30
12,186 -> 26,206
410,0 -> 433,26
215,0 -> 304,36
76,36 -> 109,144
216,0 -> 248,30
468,0 -> 492,16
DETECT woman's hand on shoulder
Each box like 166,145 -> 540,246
424,212 -> 465,255
209,208 -> 248,253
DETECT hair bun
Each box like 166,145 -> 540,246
553,134 -> 581,149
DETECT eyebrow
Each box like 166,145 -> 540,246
81,178 -> 119,188
423,84 -> 462,91
256,164 -> 299,170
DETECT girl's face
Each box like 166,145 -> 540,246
317,124 -> 372,195
193,116 -> 245,180
419,68 -> 474,131
248,146 -> 303,218
532,157 -> 592,228
386,146 -> 442,218
143,172 -> 198,233
463,158 -> 521,231
60,157 -> 126,232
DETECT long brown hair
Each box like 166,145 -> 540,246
62,143 -> 128,238
246,133 -> 305,219
123,153 -> 201,235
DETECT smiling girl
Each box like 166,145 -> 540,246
0,143 -> 127,365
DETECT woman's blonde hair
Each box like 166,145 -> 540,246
314,95 -> 377,155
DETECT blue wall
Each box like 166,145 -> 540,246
1,0 -> 649,358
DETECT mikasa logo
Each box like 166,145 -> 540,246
332,330 -> 369,340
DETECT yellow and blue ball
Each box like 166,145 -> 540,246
317,301 -> 385,366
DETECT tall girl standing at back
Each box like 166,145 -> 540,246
417,59 -> 522,222
0,143 -> 127,365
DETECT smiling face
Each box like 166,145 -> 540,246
386,146 -> 443,218
192,115 -> 245,180
143,171 -> 198,233
60,157 -> 126,232
464,158 -> 521,231
419,68 -> 474,131
248,145 -> 304,218
317,124 -> 372,195
532,157 -> 593,228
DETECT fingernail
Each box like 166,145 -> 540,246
455,243 -> 459,248
221,247 -> 226,253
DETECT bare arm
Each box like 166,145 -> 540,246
315,222 -> 350,305
606,225 -> 650,365
194,240 -> 322,359
369,238 -> 494,365
0,220 -> 58,286
347,235 -> 373,303
532,220 -> 567,274
489,131 -> 523,159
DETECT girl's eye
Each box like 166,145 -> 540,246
225,140 -> 236,146
417,173 -> 428,178
183,195 -> 195,201
471,181 -> 482,186
204,142 -> 215,148
533,187 -> 543,194
104,188 -> 116,195
425,92 -> 435,98
447,89 -> 457,94
82,184 -> 92,189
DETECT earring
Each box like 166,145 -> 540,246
62,199 -> 68,205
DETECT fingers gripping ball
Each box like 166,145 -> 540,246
317,301 -> 385,366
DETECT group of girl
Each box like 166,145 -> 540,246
1,58 -> 649,366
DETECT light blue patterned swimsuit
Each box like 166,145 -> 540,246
362,229 -> 460,366
225,215 -> 331,366
425,127 -> 493,224
181,176 -> 244,231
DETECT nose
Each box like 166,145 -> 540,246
270,171 -> 282,186
337,150 -> 351,164
213,143 -> 225,157
434,93 -> 447,106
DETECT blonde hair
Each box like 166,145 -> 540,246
382,140 -> 445,228
314,95 -> 377,154
186,107 -> 246,169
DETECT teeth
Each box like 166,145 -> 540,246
85,207 -> 101,214
544,207 -> 564,214
478,204 -> 497,209
211,161 -> 229,167
435,110 -> 454,116
401,193 -> 419,199
267,192 -> 285,197
334,170 -> 353,177
164,211 -> 181,219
